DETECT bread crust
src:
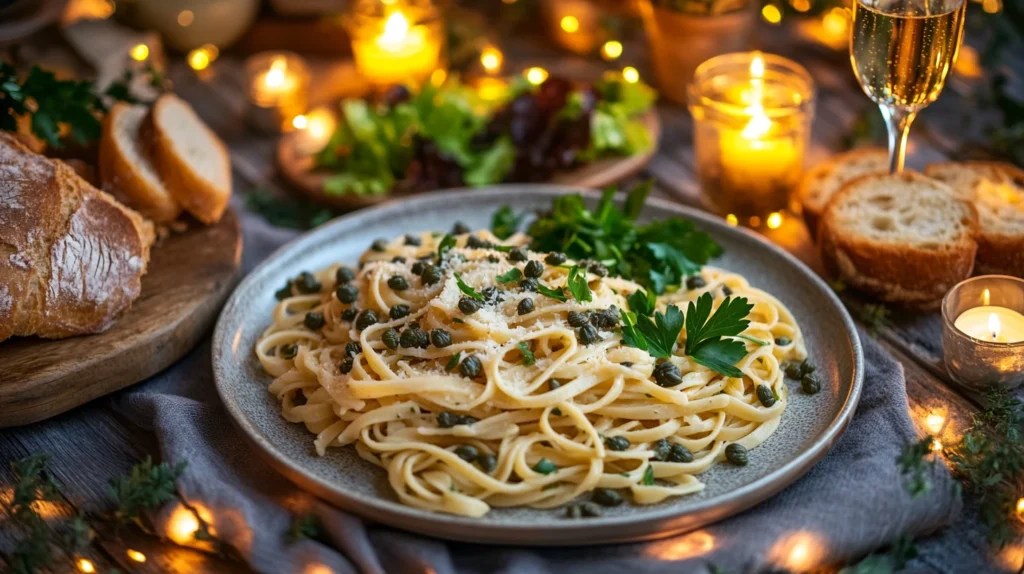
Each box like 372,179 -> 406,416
145,94 -> 231,224
0,133 -> 154,341
818,171 -> 978,309
99,103 -> 181,223
799,148 -> 888,235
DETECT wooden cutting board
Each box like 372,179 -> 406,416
276,110 -> 662,210
0,208 -> 243,427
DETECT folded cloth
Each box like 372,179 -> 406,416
115,206 -> 976,574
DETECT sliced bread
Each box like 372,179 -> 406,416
144,94 -> 231,224
818,171 -> 978,309
99,102 -> 181,223
798,148 -> 889,234
924,161 -> 1024,277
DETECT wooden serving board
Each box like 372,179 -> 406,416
276,110 -> 662,209
0,209 -> 242,427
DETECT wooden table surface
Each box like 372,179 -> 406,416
0,21 -> 999,573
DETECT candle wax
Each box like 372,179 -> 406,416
353,10 -> 442,86
954,306 -> 1024,343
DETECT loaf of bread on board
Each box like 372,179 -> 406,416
0,132 -> 155,341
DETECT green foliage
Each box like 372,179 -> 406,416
634,305 -> 684,359
454,273 -> 483,300
897,436 -> 936,498
565,266 -> 593,302
0,64 -> 105,148
437,234 -> 457,262
491,205 -> 524,240
517,341 -> 536,366
109,456 -> 187,527
684,294 -> 754,377
580,77 -> 657,162
245,188 -> 335,230
285,513 -> 324,544
496,268 -> 523,284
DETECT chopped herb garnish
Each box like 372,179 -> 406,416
532,458 -> 557,475
626,288 -> 656,316
624,305 -> 684,359
454,274 -> 483,300
642,465 -> 655,486
496,268 -> 524,284
684,294 -> 753,377
517,342 -> 535,366
446,353 -> 461,371
437,234 -> 457,262
566,266 -> 593,302
491,206 -> 524,240
536,283 -> 567,302
737,334 -> 769,346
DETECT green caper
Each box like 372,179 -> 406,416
355,309 -> 378,330
801,374 -> 821,394
580,502 -> 602,517
336,284 -> 359,304
411,261 -> 426,275
605,436 -> 630,451
654,361 -> 682,387
517,298 -> 535,315
685,275 -> 707,290
524,260 -> 544,278
420,265 -> 443,286
784,362 -> 803,380
274,284 -> 293,301
458,297 -> 482,315
390,304 -> 411,320
585,260 -> 609,277
549,380 -> 561,391
404,234 -> 421,246
774,336 -> 792,347
295,272 -> 321,294
508,247 -> 529,262
592,488 -> 623,507
280,343 -> 298,360
466,235 -> 491,249
430,329 -> 453,348
437,411 -> 459,428
800,360 -> 817,375
303,312 -> 325,331
722,285 -> 733,296
519,278 -> 538,292
341,307 -> 358,322
651,438 -> 672,461
477,453 -> 498,473
565,504 -> 582,519
452,221 -> 471,235
725,443 -> 749,466
392,256 -> 407,264
459,356 -> 483,378
339,356 -> 354,374
589,307 -> 619,329
371,239 -> 388,252
578,324 -> 600,345
388,276 -> 409,291
335,267 -> 356,285
545,252 -> 567,265
454,444 -> 479,462
757,384 -> 776,407
345,341 -> 362,357
400,328 -> 427,348
567,311 -> 589,328
667,444 -> 693,463
382,328 -> 400,349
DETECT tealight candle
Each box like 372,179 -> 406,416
942,276 -> 1024,389
245,52 -> 309,133
347,0 -> 444,87
688,52 -> 815,223
291,107 -> 337,156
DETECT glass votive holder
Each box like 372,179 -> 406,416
688,51 -> 815,223
346,0 -> 445,88
245,51 -> 310,133
942,275 -> 1024,390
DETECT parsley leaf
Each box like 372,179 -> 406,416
619,310 -> 648,351
454,274 -> 483,300
446,352 -> 461,371
634,305 -> 684,359
537,283 -> 567,302
496,268 -> 523,284
684,294 -> 754,377
566,266 -> 593,302
626,288 -> 656,316
491,206 -> 523,240
642,465 -> 655,486
688,338 -> 747,377
517,342 -> 535,366
437,234 -> 457,263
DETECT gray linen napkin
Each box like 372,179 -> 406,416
115,208 -> 977,574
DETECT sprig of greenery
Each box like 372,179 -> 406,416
109,456 -> 187,528
454,274 -> 483,300
437,234 -> 457,263
517,342 -> 536,366
491,206 -> 524,240
565,265 -> 592,302
684,294 -> 754,377
245,188 -> 335,230
896,436 -> 936,498
496,268 -> 523,284
0,64 -> 106,148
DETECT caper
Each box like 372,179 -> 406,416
452,221 -> 471,235
800,360 -> 817,375
651,438 -> 672,462
388,276 -> 409,291
784,362 -> 803,380
341,307 -> 358,322
757,384 -> 776,407
801,374 -> 821,394
545,252 -> 567,265
481,287 -> 502,304
565,504 -> 582,519
460,355 -> 483,378
466,235 -> 490,249
390,304 -> 410,320
519,278 -> 538,292
667,444 -> 693,463
431,329 -> 453,348
421,265 -> 443,286
355,309 -> 378,330
477,453 -> 498,473
382,328 -> 400,349
371,239 -> 388,252
274,284 -> 293,301
578,324 -> 600,345
725,443 -> 749,466
295,272 -> 322,294
280,343 -> 298,360
402,234 -> 420,246
339,356 -> 354,374
524,260 -> 544,278
605,436 -> 630,451
567,311 -> 589,328
437,411 -> 459,428
580,502 -> 602,517
487,255 -> 500,263
508,247 -> 529,262
303,312 -> 325,331
585,260 -> 609,277
722,285 -> 733,296
345,341 -> 362,357
336,284 -> 359,304
592,488 -> 623,507
411,261 -> 426,275
400,328 -> 428,348
392,256 -> 407,264
458,297 -> 482,315
454,444 -> 479,463
775,336 -> 791,347
589,307 -> 619,329
654,361 -> 682,387
335,267 -> 356,285
549,380 -> 561,391
685,275 -> 707,290
517,298 -> 535,315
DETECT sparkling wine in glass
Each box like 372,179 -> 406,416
850,0 -> 966,172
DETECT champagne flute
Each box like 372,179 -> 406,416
850,0 -> 966,173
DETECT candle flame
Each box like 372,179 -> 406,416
989,312 -> 1001,340
480,46 -> 503,73
750,54 -> 765,79
167,505 -> 200,545
380,11 -> 410,46
1016,497 -> 1024,517
77,559 -> 96,573
126,549 -> 147,563
982,288 -> 991,306
265,58 -> 288,88
741,112 -> 772,139
292,114 -> 308,130
925,412 -> 945,433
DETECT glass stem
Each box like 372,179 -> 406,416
880,105 -> 918,174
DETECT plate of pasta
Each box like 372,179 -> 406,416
212,184 -> 863,544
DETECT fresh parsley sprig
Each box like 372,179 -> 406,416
454,273 -> 483,300
496,268 -> 523,284
1,64 -> 104,148
565,265 -> 592,302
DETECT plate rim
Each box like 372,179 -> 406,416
212,185 -> 864,545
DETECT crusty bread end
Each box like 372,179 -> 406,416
799,148 -> 889,235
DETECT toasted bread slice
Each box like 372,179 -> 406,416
818,171 -> 978,309
99,102 -> 181,223
924,161 -> 1024,277
799,148 -> 889,234
145,94 -> 231,224
0,133 -> 155,341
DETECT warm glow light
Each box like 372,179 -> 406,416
989,313 -> 1001,340
560,15 -> 580,33
925,412 -> 945,434
292,114 -> 308,130
126,549 -> 146,563
130,43 -> 149,61
305,564 -> 334,574
982,288 -> 991,306
762,4 -> 782,23
265,58 -> 288,88
480,46 -> 503,73
77,559 -> 96,573
749,215 -> 762,228
622,67 -> 640,84
601,40 -> 623,60
931,438 -> 943,452
750,55 -> 765,79
791,0 -> 811,11
982,0 -> 1001,12
822,8 -> 848,37
177,9 -> 194,26
645,531 -> 716,560
380,11 -> 411,47
769,531 -> 827,571
188,49 -> 210,71
167,505 -> 201,545
525,67 -> 548,85
766,212 -> 784,229
726,214 -> 738,226
1016,497 -> 1024,517
430,69 -> 447,86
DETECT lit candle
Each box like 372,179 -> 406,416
954,306 -> 1024,343
349,2 -> 444,87
245,52 -> 310,133
292,107 -> 338,155
942,276 -> 1024,389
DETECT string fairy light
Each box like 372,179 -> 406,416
129,43 -> 149,62
560,15 -> 580,33
177,9 -> 194,26
126,549 -> 147,563
601,40 -> 623,61
77,559 -> 96,573
726,214 -> 739,226
761,4 -> 782,24
480,46 -> 503,73
622,66 -> 640,84
525,67 -> 549,85
766,212 -> 784,229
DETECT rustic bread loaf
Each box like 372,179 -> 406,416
99,102 -> 181,223
924,161 -> 1024,277
0,133 -> 155,341
818,171 -> 978,309
145,94 -> 231,224
798,148 -> 889,234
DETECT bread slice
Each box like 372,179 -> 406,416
818,171 -> 978,309
799,148 -> 889,234
145,94 -> 231,224
0,132 -> 155,341
99,102 -> 182,223
924,161 -> 1024,277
